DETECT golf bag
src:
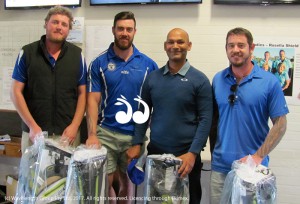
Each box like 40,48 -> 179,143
64,145 -> 108,204
15,134 -> 73,204
144,154 -> 189,204
220,156 -> 277,204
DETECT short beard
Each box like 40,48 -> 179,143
49,37 -> 65,44
114,37 -> 133,50
231,61 -> 244,67
230,55 -> 251,67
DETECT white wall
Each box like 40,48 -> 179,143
1,0 -> 300,203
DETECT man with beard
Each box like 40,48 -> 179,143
209,27 -> 289,204
86,11 -> 158,202
132,28 -> 213,203
11,6 -> 87,152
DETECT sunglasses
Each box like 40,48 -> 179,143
228,84 -> 238,105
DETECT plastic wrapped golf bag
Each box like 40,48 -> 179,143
220,156 -> 277,204
15,134 -> 73,204
64,145 -> 108,204
144,154 -> 189,204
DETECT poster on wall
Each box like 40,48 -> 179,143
67,17 -> 84,44
253,37 -> 300,106
85,24 -> 114,66
1,67 -> 15,110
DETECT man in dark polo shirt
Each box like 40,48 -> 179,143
129,28 -> 213,203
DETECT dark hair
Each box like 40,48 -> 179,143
279,49 -> 285,54
44,5 -> 74,29
113,11 -> 136,28
226,27 -> 253,46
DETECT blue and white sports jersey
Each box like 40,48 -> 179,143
87,43 -> 158,135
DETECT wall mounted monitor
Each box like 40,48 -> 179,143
5,0 -> 81,10
90,0 -> 202,5
214,0 -> 300,5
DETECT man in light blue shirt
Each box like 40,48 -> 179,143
210,27 -> 289,204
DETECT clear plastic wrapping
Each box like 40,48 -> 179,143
144,154 -> 189,204
15,134 -> 73,203
220,156 -> 277,204
64,145 -> 108,204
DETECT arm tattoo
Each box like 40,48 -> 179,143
255,115 -> 287,158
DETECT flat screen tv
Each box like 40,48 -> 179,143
5,0 -> 81,10
214,0 -> 300,5
90,0 -> 202,5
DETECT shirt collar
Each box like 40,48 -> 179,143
224,61 -> 263,81
39,35 -> 67,66
163,60 -> 190,76
107,42 -> 140,60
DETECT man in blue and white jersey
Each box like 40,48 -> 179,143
85,11 -> 158,202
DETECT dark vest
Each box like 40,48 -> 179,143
22,36 -> 82,135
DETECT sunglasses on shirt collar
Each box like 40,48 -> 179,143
228,84 -> 238,105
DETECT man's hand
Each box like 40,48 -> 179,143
126,144 -> 141,165
178,152 -> 197,178
61,123 -> 79,145
86,134 -> 101,149
29,125 -> 42,143
240,154 -> 263,165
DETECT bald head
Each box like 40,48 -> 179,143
166,28 -> 190,42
